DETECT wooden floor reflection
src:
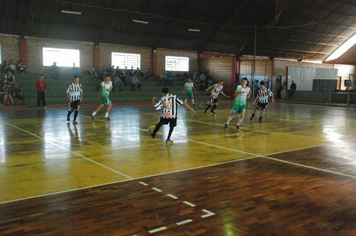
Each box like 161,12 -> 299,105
1,102 -> 356,235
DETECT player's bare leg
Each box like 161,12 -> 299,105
105,104 -> 112,120
91,104 -> 104,119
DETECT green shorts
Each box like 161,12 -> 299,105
101,96 -> 112,105
231,104 -> 246,114
185,91 -> 193,99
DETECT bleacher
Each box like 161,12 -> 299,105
11,74 -> 219,107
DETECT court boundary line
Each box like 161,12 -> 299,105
3,121 -> 134,180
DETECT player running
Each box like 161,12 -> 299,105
224,77 -> 251,130
204,80 -> 230,114
151,87 -> 195,143
182,78 -> 197,106
66,76 -> 83,124
250,81 -> 274,122
91,75 -> 113,121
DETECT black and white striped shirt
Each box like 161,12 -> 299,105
154,94 -> 183,119
67,83 -> 83,102
257,89 -> 273,103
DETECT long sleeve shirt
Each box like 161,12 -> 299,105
35,79 -> 47,92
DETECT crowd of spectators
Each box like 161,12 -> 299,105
0,71 -> 24,106
1,59 -> 27,74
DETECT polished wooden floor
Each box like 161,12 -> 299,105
1,101 -> 356,235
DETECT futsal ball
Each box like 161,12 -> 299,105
148,125 -> 156,133
6,101 -> 10,106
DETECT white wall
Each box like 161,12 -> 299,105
334,64 -> 356,90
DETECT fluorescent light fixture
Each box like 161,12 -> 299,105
303,60 -> 322,64
326,34 -> 356,61
132,19 -> 149,24
61,10 -> 82,15
188,29 -> 200,32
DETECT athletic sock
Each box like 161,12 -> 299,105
211,105 -> 217,112
152,123 -> 162,136
192,99 -> 195,105
250,114 -> 255,119
167,127 -> 174,140
204,105 -> 211,113
105,112 -> 109,118
74,111 -> 78,120
184,99 -> 187,103
237,117 -> 244,126
92,111 -> 97,116
67,110 -> 72,117
259,116 -> 263,121
226,114 -> 233,125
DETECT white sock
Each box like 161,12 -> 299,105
192,99 -> 195,105
184,99 -> 187,103
92,111 -> 97,116
237,117 -> 244,125
105,112 -> 109,118
226,115 -> 233,125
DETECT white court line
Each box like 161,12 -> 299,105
167,194 -> 178,199
148,226 -> 167,234
183,201 -> 196,207
4,121 -> 134,180
176,219 -> 193,225
139,182 -> 148,186
201,209 -> 215,218
152,187 -> 162,192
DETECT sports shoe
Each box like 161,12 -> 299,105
151,133 -> 155,139
250,117 -> 253,121
91,115 -> 95,119
259,118 -> 262,123
73,120 -> 78,124
236,125 -> 240,130
67,116 -> 70,122
210,111 -> 216,114
166,139 -> 173,143
204,110 -> 207,114
106,117 -> 110,121
43,106 -> 47,109
37,106 -> 41,110
224,124 -> 228,129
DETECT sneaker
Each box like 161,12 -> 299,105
193,104 -> 195,106
151,133 -> 155,139
204,110 -> 207,114
259,119 -> 262,123
91,115 -> 95,119
37,106 -> 41,110
166,139 -> 174,143
236,125 -> 240,130
73,120 -> 78,125
106,117 -> 110,121
67,116 -> 70,122
250,117 -> 253,121
210,111 -> 216,114
43,106 -> 47,109
224,124 -> 228,129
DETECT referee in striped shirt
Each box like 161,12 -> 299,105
151,87 -> 195,143
66,76 -> 83,124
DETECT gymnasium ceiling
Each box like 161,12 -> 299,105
2,0 -> 356,64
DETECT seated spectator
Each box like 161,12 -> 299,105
119,71 -> 127,86
145,68 -> 153,81
131,74 -> 141,91
1,60 -> 9,73
288,80 -> 297,97
207,77 -> 213,86
101,66 -> 108,80
12,83 -> 24,105
4,71 -> 15,88
159,73 -> 167,86
115,66 -> 120,76
0,79 -> 13,106
199,72 -> 207,89
17,60 -> 26,73
110,65 -> 115,77
136,67 -> 141,76
90,66 -> 98,80
50,62 -> 60,80
166,72 -> 173,86
129,66 -> 135,76
72,63 -> 80,77
8,60 -> 17,73
114,74 -> 125,91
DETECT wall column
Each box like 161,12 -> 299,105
94,44 -> 100,70
231,56 -> 237,96
152,49 -> 157,76
19,38 -> 27,65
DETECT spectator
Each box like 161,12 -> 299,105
321,86 -> 325,92
110,65 -> 115,77
72,63 -> 80,77
115,66 -> 120,76
276,79 -> 283,99
253,80 -> 260,98
145,68 -> 153,81
17,61 -> 26,73
131,74 -> 141,91
1,60 -> 9,73
265,76 -> 270,89
119,71 -> 127,86
12,83 -> 24,105
288,80 -> 297,97
159,73 -> 167,86
0,79 -> 13,106
129,66 -> 135,76
35,74 -> 47,109
101,66 -> 108,80
166,72 -> 173,86
114,74 -> 125,91
8,60 -> 17,73
4,71 -> 15,88
207,77 -> 213,86
90,66 -> 98,80
136,67 -> 141,76
50,62 -> 60,80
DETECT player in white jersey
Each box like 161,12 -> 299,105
225,78 -> 251,130
66,76 -> 83,124
204,80 -> 230,114
182,78 -> 197,106
151,87 -> 195,143
250,81 -> 274,122
91,75 -> 113,121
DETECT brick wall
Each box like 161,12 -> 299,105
156,49 -> 198,76
0,35 -> 20,65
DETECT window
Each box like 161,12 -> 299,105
43,47 -> 80,67
112,52 -> 141,69
165,56 -> 189,72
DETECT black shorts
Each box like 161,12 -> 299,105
210,98 -> 218,104
158,117 -> 177,128
69,100 -> 80,110
256,102 -> 268,110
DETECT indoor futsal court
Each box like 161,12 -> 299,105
1,101 -> 356,235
